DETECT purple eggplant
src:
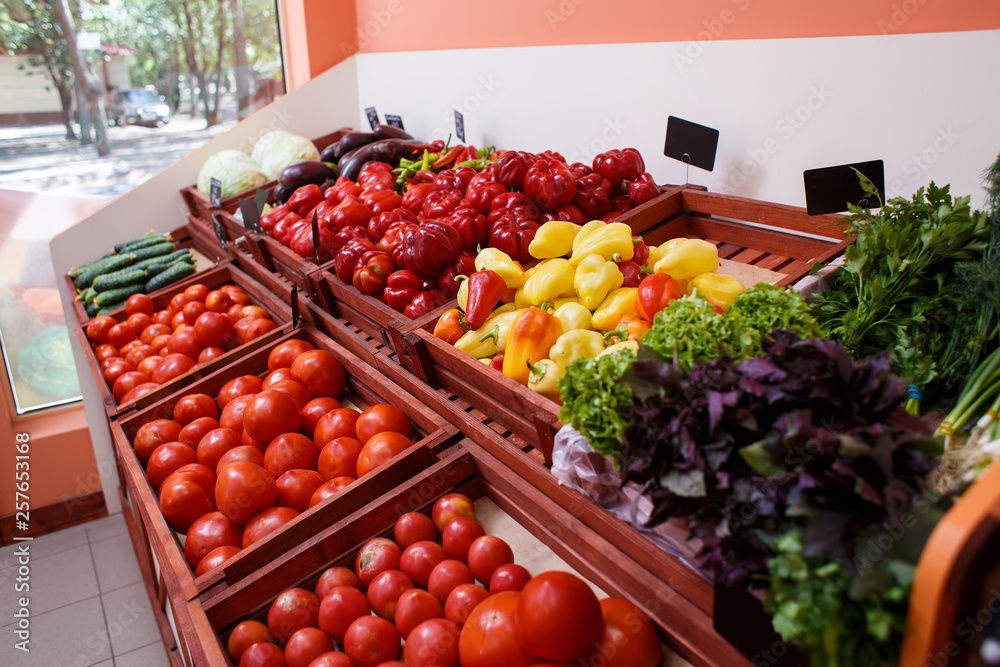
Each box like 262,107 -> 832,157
337,139 -> 426,182
278,161 -> 338,191
321,131 -> 374,162
371,124 -> 414,140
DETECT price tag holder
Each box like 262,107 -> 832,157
664,116 -> 720,174
211,213 -> 228,251
209,178 -> 222,208
803,159 -> 885,215
254,188 -> 269,232
239,198 -> 259,232
365,107 -> 379,130
311,211 -> 321,263
291,286 -> 300,327
454,110 -> 466,143
385,114 -> 404,130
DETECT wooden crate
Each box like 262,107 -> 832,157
108,323 -> 459,611
73,261 -> 293,421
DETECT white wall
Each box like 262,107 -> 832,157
0,55 -> 61,114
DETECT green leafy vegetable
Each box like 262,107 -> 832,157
642,292 -> 729,371
557,347 -> 636,459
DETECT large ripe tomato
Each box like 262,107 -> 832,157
343,615 -> 400,667
428,559 -> 475,604
275,469 -> 324,512
195,311 -> 236,348
137,355 -> 162,377
126,313 -> 154,336
244,318 -> 279,342
150,333 -> 172,353
489,563 -> 532,594
182,300 -> 207,326
220,394 -> 254,433
125,293 -> 154,316
432,494 -> 476,533
516,571 -> 604,662
184,510 -> 243,567
404,618 -> 461,667
228,620 -> 274,663
204,289 -> 234,314
159,473 -> 215,533
355,537 -> 402,588
318,585 -> 370,643
179,417 -> 221,448
216,445 -> 265,473
183,283 -> 210,304
459,591 -> 538,667
243,429 -> 269,451
584,597 -> 662,667
242,506 -> 300,548
262,367 -> 296,389
215,461 -> 277,525
291,350 -> 346,398
366,569 -> 413,623
445,583 -> 490,629
173,393 -> 219,425
268,588 -> 320,644
228,303 -> 246,324
168,292 -> 186,315
124,344 -> 156,368
238,642 -> 285,667
145,441 -> 198,490
168,326 -> 205,358
152,353 -> 196,383
113,371 -> 152,404
441,517 -> 486,563
313,408 -> 360,448
120,339 -> 143,357
264,433 -> 319,479
223,284 -> 251,306
107,322 -> 137,348
300,397 -> 342,439
198,346 -> 227,364
196,545 -> 240,576
219,375 -> 264,409
394,512 -> 437,549
103,359 -> 136,386
134,419 -> 183,464
284,627 -> 334,667
153,309 -> 173,326
355,404 -> 412,444
268,339 -> 316,372
268,380 -> 314,410
315,567 -> 361,599
171,310 -> 188,331
318,437 -> 363,480
467,536 -> 514,586
86,316 -> 117,344
395,588 -> 444,639
94,343 -> 120,363
400,541 -> 447,589
140,323 -> 172,345
197,428 -> 243,470
244,390 -> 302,444
119,382 -> 160,405
356,432 -> 413,478
304,652 -> 354,667
309,477 -> 355,507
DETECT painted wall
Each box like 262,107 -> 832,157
0,55 -> 61,114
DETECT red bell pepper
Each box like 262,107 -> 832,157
290,225 -> 331,262
286,184 -> 324,218
285,219 -> 309,247
635,272 -> 682,321
617,259 -> 646,288
377,220 -> 416,267
411,169 -> 437,184
402,182 -> 435,215
540,204 -> 587,225
592,148 -> 645,187
488,353 -> 505,371
488,213 -> 539,264
361,189 -> 403,216
353,250 -> 396,296
272,212 -> 302,244
421,276 -> 439,292
312,200 -> 337,230
627,172 -> 660,206
631,236 -> 650,266
438,249 -> 476,298
329,196 -> 373,231
494,151 -> 537,190
335,238 -> 376,283
610,195 -> 635,214
443,206 -> 489,251
465,270 -> 507,330
403,220 -> 462,278
538,149 -> 566,163
433,167 -> 477,196
572,173 -> 613,219
260,204 -> 290,232
466,169 -> 508,215
324,177 -> 361,205
523,158 -> 577,211
567,162 -> 592,179
369,208 -> 417,243
324,225 -> 370,256
383,270 -> 422,312
421,189 -> 465,220
404,289 -> 449,319
487,192 -> 541,225
358,162 -> 395,190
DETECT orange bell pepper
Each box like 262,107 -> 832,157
603,315 -> 651,345
433,308 -> 468,345
501,307 -> 564,385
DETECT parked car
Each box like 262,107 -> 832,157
110,88 -> 172,127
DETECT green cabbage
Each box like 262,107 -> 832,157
197,150 -> 268,199
251,130 -> 295,165
259,134 -> 320,180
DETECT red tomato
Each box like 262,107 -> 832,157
268,380 -> 314,410
184,510 -> 243,567
100,356 -> 123,372
356,432 -> 412,477
224,285 -> 251,305
467,536 -> 514,585
244,390 -> 302,444
367,569 -> 413,623
107,322 -> 137,348
198,346 -> 226,364
242,506 -> 300,548
168,326 -> 204,358
394,512 -> 437,549
183,283 -> 210,304
355,537 -> 402,588
264,433 -> 318,479
195,311 -> 235,347
240,304 -> 269,320
196,428 -> 243,471
219,375 -> 264,409
228,303 -> 245,323
126,313 -> 154,336
489,564 -> 532,594
119,382 -> 160,405
291,349 -> 346,398
459,591 -> 537,667
243,429 -> 269,451
220,394 -> 254,433
268,339 -> 316,372
153,309 -> 173,326
140,323 -> 172,345
303,652 -> 354,667
94,343 -> 120,363
125,293 -> 154,316
171,310 -> 187,330
395,588 -> 444,639
133,419 -> 183,464
268,588 -> 320,644
124,344 -> 156,368
263,367 -> 296,389
103,359 -> 136,386
428,560 -> 475,604
441,517 -> 486,563
308,477 -> 354,507
146,442 -> 198,490
432,494 -> 476,533
196,545 -> 240,576
168,292 -> 186,315
445,583 -> 490,629
239,641 -> 285,667
152,353 -> 196,383
86,316 -> 117,344
400,541 -> 447,589
318,437 -> 363,480
173,393 -> 219,425
113,371 -> 152,403
404,618 -> 461,667
284,627 -> 334,667
179,417 -> 220,448
245,318 -> 279,342
584,597 -> 662,667
343,615 -> 400,667
137,355 -> 162,377
228,620 -> 273,663
318,585 -> 370,643
182,300 -> 207,325
149,333 -> 171,353
163,462 -> 215,494
275,469 -> 325,513
159,473 -> 215,533
204,289 -> 233,314
300,397 -> 342,439
313,408 -> 360,448
516,571 -> 604,662
234,316 -> 259,342
119,339 -> 143,356
355,404 -> 411,444
215,462 -> 277,525
216,445 -> 265,473
315,567 -> 361,599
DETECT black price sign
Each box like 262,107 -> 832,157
291,285 -> 300,327
253,188 -> 269,231
310,211 -> 321,263
803,160 -> 885,215
211,213 -> 228,250
385,114 -> 404,130
365,107 -> 379,130
454,110 -> 466,143
664,116 -> 720,172
239,198 -> 258,232
209,178 -> 222,207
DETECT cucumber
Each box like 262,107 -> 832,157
77,286 -> 97,303
115,233 -> 171,254
93,266 -> 148,292
145,261 -> 195,292
129,242 -> 176,262
132,249 -> 192,271
93,282 -> 146,306
85,300 -> 99,318
97,300 -> 128,316
113,231 -> 157,253
147,255 -> 193,277
73,253 -> 136,289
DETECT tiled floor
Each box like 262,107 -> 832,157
0,514 -> 170,667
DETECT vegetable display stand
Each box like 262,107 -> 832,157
73,260 -> 293,421
185,212 -> 269,266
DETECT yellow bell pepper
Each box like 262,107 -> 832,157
474,248 -> 526,288
591,287 -> 639,331
690,272 -> 745,311
479,357 -> 491,365
527,359 -> 564,403
513,267 -> 539,309
454,307 -> 520,358
574,253 -> 624,310
551,301 -> 594,332
570,222 -> 635,265
528,220 -> 581,259
646,237 -> 686,267
653,238 -> 719,280
597,340 -> 639,358
571,220 -> 607,254
519,258 -> 576,306
549,329 -> 606,369
457,277 -> 469,311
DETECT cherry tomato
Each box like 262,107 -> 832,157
264,432 -> 319,479
313,408 -> 360,448
356,432 -> 412,477
103,359 -> 136,386
227,621 -> 274,663
300,397 -> 342,439
432,494 -> 476,533
215,461 -> 277,525
318,437 -> 363,480
267,588 -> 320,644
94,343 -> 120,363
86,316 -> 117,344
445,583 -> 490,629
584,597 -> 662,667
467,535 -> 514,585
173,393 -> 219,425
244,318 -> 278,342
403,618 -> 461,667
459,591 -> 537,667
219,375 -> 264,409
242,506 -> 300,548
220,394 -> 254,433
318,585 -> 370,643
216,445 -> 265,473
204,289 -> 233,314
140,323 -> 173,345
184,510 -> 243,567
146,441 -> 198,490
516,571 -> 604,662
395,588 -> 444,639
152,353 -> 196,383
355,537 -> 402,588
268,380 -> 314,410
126,312 -> 154,336
267,339 -> 315,372
428,559 -> 475,604
489,563 -> 532,594
113,371 -> 152,404
119,382 -> 160,405
291,350 -> 346,398
244,390 -> 301,444
196,428 -> 242,470
183,283 -> 210,304
179,417 -> 221,448
125,293 -> 154,316
308,477 -> 354,507
400,541 -> 447,589
239,641 -> 285,667
275,469 -> 325,513
343,615 -> 400,667
394,512 -> 437,549
262,367 -> 296,389
355,404 -> 411,444
315,567 -> 361,599
108,322 -> 137,348
133,419 -> 182,464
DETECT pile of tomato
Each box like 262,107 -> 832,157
226,493 -> 663,667
85,284 -> 280,406
130,338 -> 419,576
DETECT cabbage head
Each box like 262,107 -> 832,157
259,134 -> 320,180
197,150 -> 268,199
251,130 -> 294,165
